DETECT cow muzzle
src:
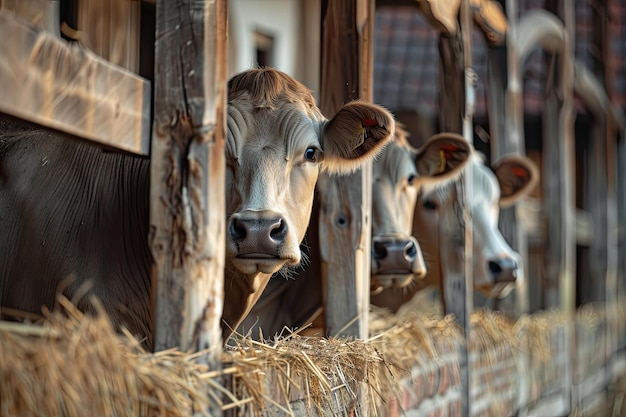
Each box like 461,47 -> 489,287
227,211 -> 299,274
370,235 -> 426,293
488,257 -> 518,283
476,256 -> 519,298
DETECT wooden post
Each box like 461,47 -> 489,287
318,0 -> 373,341
435,1 -> 474,416
510,8 -> 576,313
547,2 -> 576,314
460,2 -> 474,416
438,32 -> 464,136
488,0 -> 530,316
579,1 -> 610,306
436,2 -> 468,326
150,0 -> 226,389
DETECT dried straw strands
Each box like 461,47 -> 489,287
0,297 -> 217,417
1,291 -> 579,417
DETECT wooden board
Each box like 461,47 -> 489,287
77,0 -> 141,73
511,8 -> 576,312
0,10 -> 150,155
149,4 -> 227,405
318,0 -> 373,340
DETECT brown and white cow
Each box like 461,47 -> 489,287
0,68 -> 395,347
237,130 -> 471,340
370,142 -> 538,313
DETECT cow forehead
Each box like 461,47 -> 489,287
423,160 -> 499,206
471,163 -> 499,204
226,101 -> 321,162
373,141 -> 415,183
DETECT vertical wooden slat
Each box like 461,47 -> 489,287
513,7 -> 575,313
76,0 -> 140,73
552,1 -> 576,314
436,4 -> 466,323
491,0 -> 530,316
460,3 -> 474,416
150,0 -> 226,396
319,0 -> 372,341
438,33 -> 464,136
598,0 -> 620,379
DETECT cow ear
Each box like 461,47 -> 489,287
320,101 -> 394,175
414,133 -> 472,179
492,155 -> 538,207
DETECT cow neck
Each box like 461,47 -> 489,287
221,263 -> 273,341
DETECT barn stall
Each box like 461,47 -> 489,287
1,0 -> 625,416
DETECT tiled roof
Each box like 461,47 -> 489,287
373,1 -> 626,117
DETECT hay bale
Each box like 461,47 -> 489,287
223,334 -> 392,417
2,292 -> 590,417
0,298 -> 217,417
1,297 -> 395,417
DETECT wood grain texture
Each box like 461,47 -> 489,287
507,7 -> 575,312
0,10 -> 150,155
77,0 -> 141,73
150,4 -> 226,405
318,0 -> 373,341
490,0 -> 529,316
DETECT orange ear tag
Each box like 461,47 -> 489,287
512,167 -> 527,178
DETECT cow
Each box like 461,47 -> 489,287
370,142 -> 538,314
236,130 -> 472,340
0,67 -> 395,349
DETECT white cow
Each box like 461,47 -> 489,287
371,144 -> 537,313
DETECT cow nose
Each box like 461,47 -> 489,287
488,258 -> 518,283
229,216 -> 288,254
372,237 -> 424,278
373,239 -> 417,264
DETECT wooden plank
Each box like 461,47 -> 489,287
574,63 -> 625,131
512,7 -> 575,312
1,0 -> 59,35
76,0 -> 141,73
437,34 -> 464,136
488,0 -> 530,316
434,2 -> 475,416
318,0 -> 373,340
515,9 -> 566,61
0,10 -> 150,155
150,4 -> 226,410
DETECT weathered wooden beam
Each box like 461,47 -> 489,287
516,9 -> 566,62
573,62 -> 625,131
1,0 -> 59,35
0,10 -> 150,155
488,0 -> 530,317
76,0 -> 141,73
150,1 -> 227,401
318,0 -> 373,342
437,32 -> 464,136
511,7 -> 575,313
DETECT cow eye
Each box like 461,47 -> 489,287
304,147 -> 321,163
407,174 -> 417,186
423,199 -> 438,210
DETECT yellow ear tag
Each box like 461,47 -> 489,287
438,150 -> 447,173
352,125 -> 366,151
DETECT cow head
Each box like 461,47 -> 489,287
225,68 -> 394,278
370,131 -> 471,293
413,149 -> 537,298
